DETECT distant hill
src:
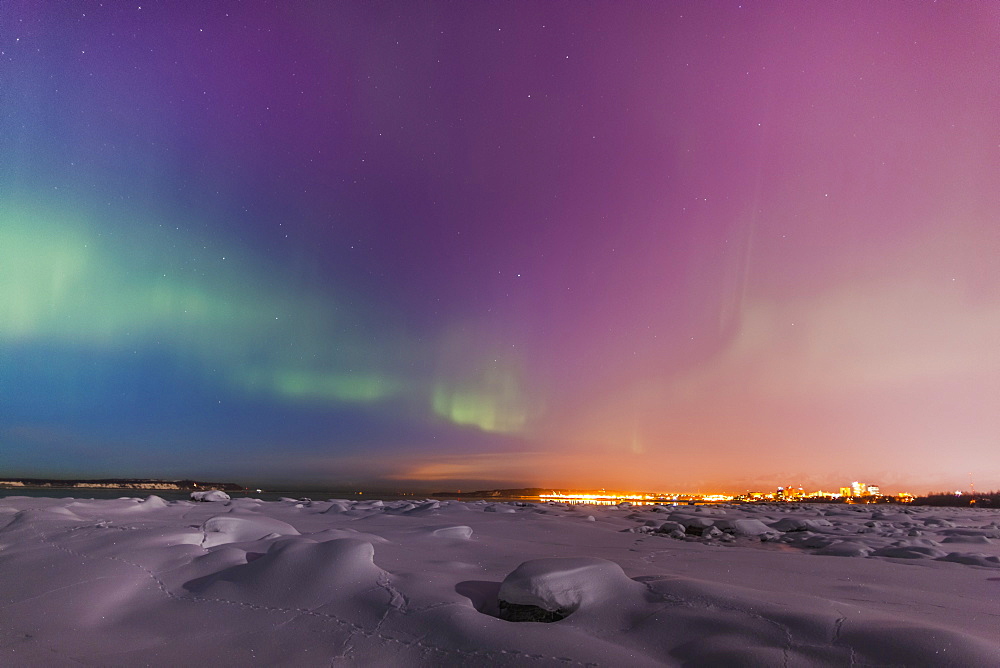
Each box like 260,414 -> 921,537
0,477 -> 244,491
433,488 -> 559,498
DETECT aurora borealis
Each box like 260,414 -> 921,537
2,2 -> 999,493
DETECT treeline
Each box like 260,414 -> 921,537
913,491 -> 999,507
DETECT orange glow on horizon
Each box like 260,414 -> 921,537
537,491 -> 736,505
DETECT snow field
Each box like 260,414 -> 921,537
1,495 -> 998,666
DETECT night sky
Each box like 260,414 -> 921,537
2,2 -> 998,493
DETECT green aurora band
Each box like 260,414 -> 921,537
1,200 -> 531,434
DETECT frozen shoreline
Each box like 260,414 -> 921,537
1,496 -> 998,666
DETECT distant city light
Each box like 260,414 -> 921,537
531,481 -> 911,505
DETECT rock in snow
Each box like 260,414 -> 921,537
190,490 -> 231,502
713,518 -> 779,538
497,557 -> 641,621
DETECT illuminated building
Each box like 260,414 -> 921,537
803,490 -> 840,500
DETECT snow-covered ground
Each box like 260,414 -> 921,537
1,495 -> 998,666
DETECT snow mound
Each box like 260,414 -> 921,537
308,527 -> 390,544
323,500 -> 352,513
140,494 -> 169,507
871,545 -> 948,559
400,500 -> 441,514
430,525 -> 473,540
941,535 -> 992,544
782,533 -> 839,549
184,537 -> 388,612
769,517 -> 833,532
8,507 -> 86,527
814,540 -> 874,557
936,552 -> 1000,567
484,504 -> 517,513
201,513 -> 300,547
226,497 -> 264,510
387,502 -> 416,512
922,517 -> 955,527
941,527 -> 1000,538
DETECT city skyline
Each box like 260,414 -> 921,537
2,2 -> 999,493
